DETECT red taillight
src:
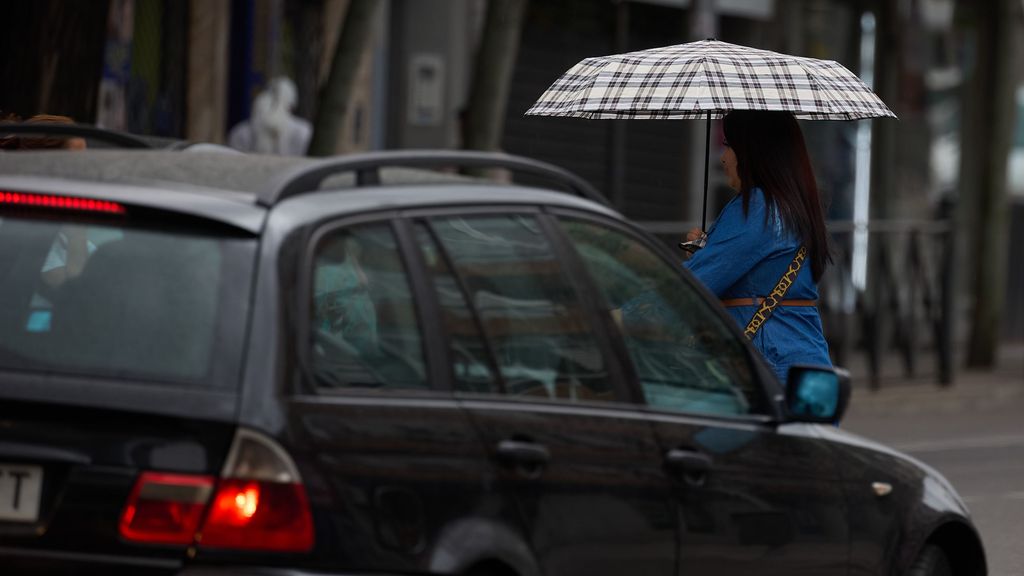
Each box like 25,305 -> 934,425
119,472 -> 215,545
198,479 -> 314,552
0,191 -> 126,214
118,429 -> 315,553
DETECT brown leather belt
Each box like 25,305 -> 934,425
721,297 -> 818,307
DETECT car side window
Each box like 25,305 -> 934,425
560,218 -> 766,417
428,214 -> 614,402
309,222 -> 427,390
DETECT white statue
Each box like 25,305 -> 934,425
228,77 -> 312,156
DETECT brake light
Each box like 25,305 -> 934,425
119,472 -> 215,544
0,191 -> 125,214
118,429 -> 314,553
199,479 -> 314,551
197,429 -> 315,552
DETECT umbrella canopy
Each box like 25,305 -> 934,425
526,39 -> 895,121
526,39 -> 895,233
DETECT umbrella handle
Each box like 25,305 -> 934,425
701,111 -> 711,232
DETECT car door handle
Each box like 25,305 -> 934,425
496,440 -> 550,465
664,449 -> 712,473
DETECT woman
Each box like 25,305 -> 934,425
684,110 -> 832,382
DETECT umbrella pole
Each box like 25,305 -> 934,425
701,111 -> 711,231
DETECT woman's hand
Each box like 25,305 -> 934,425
680,228 -> 708,256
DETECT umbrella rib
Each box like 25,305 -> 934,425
795,59 -> 844,118
792,57 -> 889,120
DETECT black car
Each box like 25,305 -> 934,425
0,134 -> 985,576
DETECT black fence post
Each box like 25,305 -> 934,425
867,234 -> 884,390
938,199 -> 955,385
905,229 -> 919,378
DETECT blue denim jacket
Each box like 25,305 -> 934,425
684,188 -> 832,382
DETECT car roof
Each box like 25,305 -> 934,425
0,150 -> 302,201
0,149 -> 619,232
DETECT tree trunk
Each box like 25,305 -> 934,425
308,0 -> 382,157
0,0 -> 110,121
959,0 -> 1020,367
290,0 -> 324,122
187,0 -> 230,143
461,0 -> 529,156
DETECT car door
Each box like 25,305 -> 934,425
556,213 -> 850,576
409,209 -> 678,576
287,216 -> 528,574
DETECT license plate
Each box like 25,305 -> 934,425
0,464 -> 43,522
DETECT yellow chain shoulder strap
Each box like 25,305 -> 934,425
743,245 -> 808,339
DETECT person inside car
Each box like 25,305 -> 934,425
314,235 -> 378,356
11,114 -> 94,288
4,114 -> 96,332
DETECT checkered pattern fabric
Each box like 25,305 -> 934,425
526,40 -> 895,120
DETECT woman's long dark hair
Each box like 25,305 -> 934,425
722,110 -> 832,281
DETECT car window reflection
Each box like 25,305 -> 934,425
561,218 -> 765,417
428,215 -> 613,402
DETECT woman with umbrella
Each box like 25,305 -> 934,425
527,39 -> 894,382
683,109 -> 832,381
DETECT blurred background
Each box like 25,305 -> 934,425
0,0 -> 1021,385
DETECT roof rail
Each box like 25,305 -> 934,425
0,123 -> 153,149
263,149 -> 608,206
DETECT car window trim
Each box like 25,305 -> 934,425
400,206 -> 548,399
412,218 -> 507,395
539,209 -> 646,405
536,211 -> 634,404
546,207 -> 783,423
404,206 -> 635,408
295,211 -> 440,395
398,205 -> 553,398
392,217 -> 455,391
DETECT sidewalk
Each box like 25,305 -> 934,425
840,342 -> 1024,447
841,341 -> 1024,418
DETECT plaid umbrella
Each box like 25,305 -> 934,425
526,39 -> 895,120
526,39 -> 895,229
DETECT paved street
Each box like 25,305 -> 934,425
842,343 -> 1024,576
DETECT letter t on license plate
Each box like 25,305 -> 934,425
0,465 -> 43,522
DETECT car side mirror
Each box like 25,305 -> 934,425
784,365 -> 851,424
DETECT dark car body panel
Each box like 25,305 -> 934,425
0,149 -> 986,576
0,372 -> 239,423
278,394 -> 529,574
460,397 -> 678,576
648,416 -> 849,576
0,398 -> 235,574
814,425 -> 986,576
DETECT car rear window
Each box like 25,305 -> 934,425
0,211 -> 256,387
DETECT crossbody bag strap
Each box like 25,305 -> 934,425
743,245 -> 808,339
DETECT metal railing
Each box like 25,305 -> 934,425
638,217 -> 955,388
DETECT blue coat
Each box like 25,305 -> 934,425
684,188 -> 832,382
